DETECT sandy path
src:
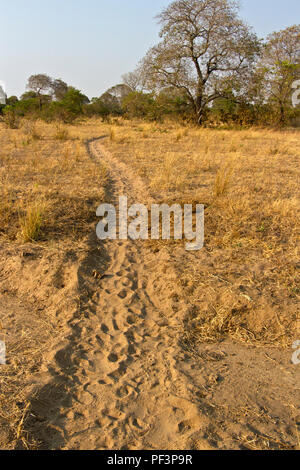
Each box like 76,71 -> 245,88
43,138 -> 206,450
22,138 -> 299,451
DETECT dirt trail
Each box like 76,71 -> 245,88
21,138 -> 299,451
63,139 -> 206,450
24,138 -> 209,450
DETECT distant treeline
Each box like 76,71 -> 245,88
1,0 -> 299,128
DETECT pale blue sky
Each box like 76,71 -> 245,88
1,0 -> 299,98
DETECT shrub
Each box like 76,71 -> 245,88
2,106 -> 19,129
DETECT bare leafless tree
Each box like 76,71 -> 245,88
106,84 -> 132,104
140,0 -> 259,124
122,70 -> 143,92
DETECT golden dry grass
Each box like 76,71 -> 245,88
0,305 -> 56,449
0,117 -> 108,448
0,118 -> 108,243
104,119 -> 300,346
1,118 -> 299,346
18,203 -> 45,243
0,117 -> 299,449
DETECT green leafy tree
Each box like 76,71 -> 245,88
6,96 -> 19,106
122,92 -> 159,120
86,97 -> 110,120
56,87 -> 89,122
156,87 -> 192,119
2,106 -> 19,128
255,25 -> 300,125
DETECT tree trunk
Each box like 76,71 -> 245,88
38,95 -> 42,112
197,110 -> 204,125
279,103 -> 285,126
196,92 -> 205,126
197,104 -> 206,126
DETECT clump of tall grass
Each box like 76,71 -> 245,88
214,164 -> 233,197
18,203 -> 45,242
109,127 -> 116,142
22,120 -> 41,141
54,126 -> 69,141
175,131 -> 183,141
175,128 -> 188,142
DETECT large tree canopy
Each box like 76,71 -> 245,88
140,0 -> 259,124
27,74 -> 53,110
99,84 -> 132,114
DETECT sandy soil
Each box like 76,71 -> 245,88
0,137 -> 299,450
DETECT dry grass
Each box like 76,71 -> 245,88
109,127 -> 116,142
0,298 -> 57,449
0,117 -> 108,448
104,119 -> 300,346
2,117 -> 297,346
0,116 -> 299,449
214,163 -> 233,197
54,125 -> 69,141
54,124 -> 70,141
22,120 -> 41,141
0,118 -> 108,243
18,203 -> 45,243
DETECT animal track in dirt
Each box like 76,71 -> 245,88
20,138 -> 299,451
33,138 -> 208,450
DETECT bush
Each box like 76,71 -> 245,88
2,106 -> 19,129
122,92 -> 158,120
